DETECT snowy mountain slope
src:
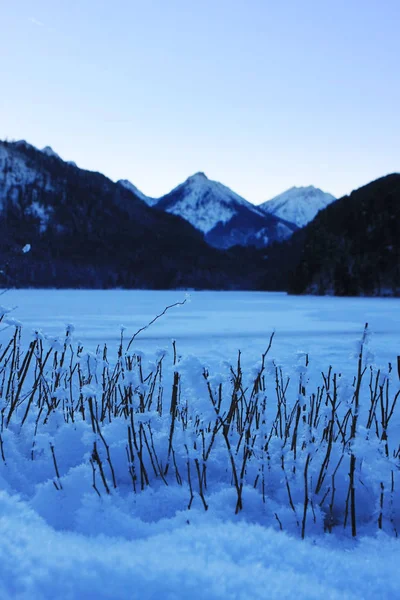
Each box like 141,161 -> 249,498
0,141 -> 54,208
205,207 -> 296,249
0,140 -> 149,219
156,172 -> 297,248
260,186 -> 336,228
0,141 -> 80,211
156,172 -> 266,234
0,139 -> 272,289
117,179 -> 158,206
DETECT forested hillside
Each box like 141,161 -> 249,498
287,174 -> 400,296
0,141 -> 266,290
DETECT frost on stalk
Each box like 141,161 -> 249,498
250,360 -> 263,379
46,336 -> 63,352
155,348 -> 167,360
0,306 -> 13,318
123,370 -> 140,388
134,411 -> 159,424
4,317 -> 22,328
350,324 -> 372,363
81,384 -> 99,399
265,359 -> 277,376
66,323 -> 75,335
53,388 -> 69,401
32,329 -> 44,341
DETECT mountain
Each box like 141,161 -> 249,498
259,186 -> 336,228
155,172 -> 297,249
286,174 -> 400,296
41,146 -> 62,160
5,138 -> 396,296
117,179 -> 158,206
0,140 -> 267,290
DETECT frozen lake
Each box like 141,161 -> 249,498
1,289 -> 399,374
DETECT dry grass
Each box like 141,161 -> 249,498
0,316 -> 399,538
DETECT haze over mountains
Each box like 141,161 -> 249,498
0,138 -> 398,295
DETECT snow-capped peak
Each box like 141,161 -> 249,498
259,186 -> 336,228
117,179 -> 158,206
186,171 -> 208,182
156,172 -> 266,234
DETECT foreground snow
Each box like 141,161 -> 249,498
0,491 -> 398,600
0,290 -> 399,599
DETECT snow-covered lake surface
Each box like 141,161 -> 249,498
3,289 -> 400,370
1,289 -> 400,599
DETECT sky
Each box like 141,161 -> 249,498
0,0 -> 399,203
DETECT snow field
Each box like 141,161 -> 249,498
0,490 -> 399,600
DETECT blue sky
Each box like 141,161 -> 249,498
0,0 -> 399,202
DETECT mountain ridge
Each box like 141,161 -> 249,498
0,137 -> 398,295
0,139 -> 268,289
155,172 -> 298,248
117,179 -> 158,206
259,185 -> 336,227
2,139 -> 336,237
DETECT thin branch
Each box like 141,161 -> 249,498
126,299 -> 187,352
